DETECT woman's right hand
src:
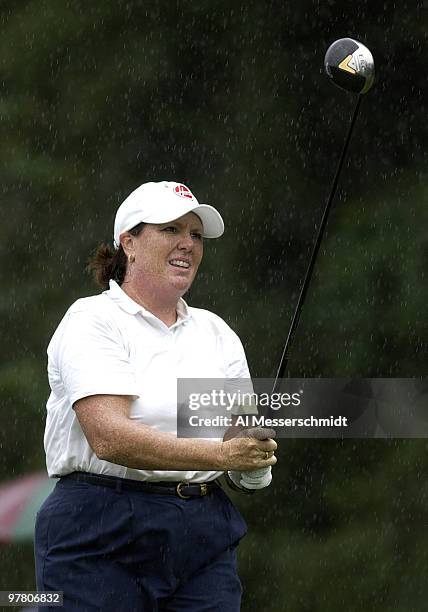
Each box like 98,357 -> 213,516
219,427 -> 277,471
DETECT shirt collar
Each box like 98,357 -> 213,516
105,280 -> 191,326
175,297 -> 191,325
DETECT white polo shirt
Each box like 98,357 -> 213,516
45,280 -> 251,483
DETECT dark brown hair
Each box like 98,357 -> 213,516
87,223 -> 145,289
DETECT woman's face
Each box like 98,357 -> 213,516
124,211 -> 204,299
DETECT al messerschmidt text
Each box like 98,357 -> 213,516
188,415 -> 348,428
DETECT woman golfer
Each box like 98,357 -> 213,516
35,181 -> 277,611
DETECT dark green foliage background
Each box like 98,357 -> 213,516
0,2 -> 427,610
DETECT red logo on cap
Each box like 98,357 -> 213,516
174,184 -> 194,200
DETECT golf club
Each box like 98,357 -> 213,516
272,38 -> 375,394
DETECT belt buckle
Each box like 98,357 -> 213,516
176,482 -> 191,499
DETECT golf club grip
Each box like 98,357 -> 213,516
272,95 -> 363,392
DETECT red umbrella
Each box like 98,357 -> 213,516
0,472 -> 56,543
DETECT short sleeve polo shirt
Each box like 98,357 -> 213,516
44,280 -> 251,482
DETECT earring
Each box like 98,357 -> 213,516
128,254 -> 135,264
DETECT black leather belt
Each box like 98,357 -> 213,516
61,471 -> 220,499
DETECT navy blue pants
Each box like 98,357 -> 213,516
34,478 -> 247,611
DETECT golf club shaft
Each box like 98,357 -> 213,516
272,95 -> 363,393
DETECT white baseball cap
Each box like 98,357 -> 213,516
113,181 -> 224,248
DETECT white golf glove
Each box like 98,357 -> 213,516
228,466 -> 272,491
